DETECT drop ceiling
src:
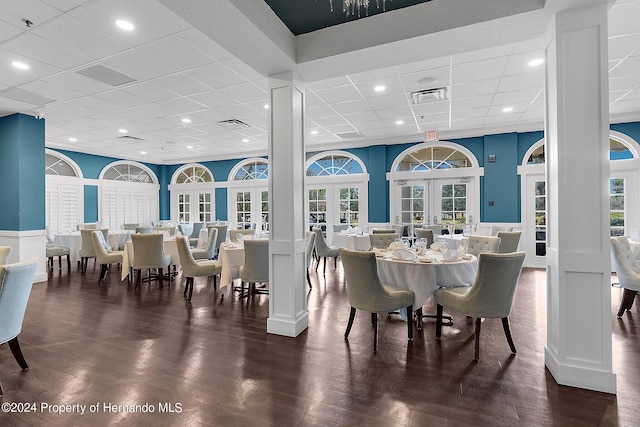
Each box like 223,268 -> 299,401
0,0 -> 639,165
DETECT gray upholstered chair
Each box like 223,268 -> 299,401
176,236 -> 222,302
313,227 -> 340,274
497,231 -> 522,253
188,222 -> 203,247
305,231 -> 316,289
46,245 -> 70,272
611,236 -> 640,318
333,224 -> 349,233
154,226 -> 175,237
466,235 -> 501,257
239,239 -> 269,297
435,251 -> 526,360
135,226 -> 153,235
229,229 -> 254,242
122,223 -> 139,231
208,225 -> 227,257
371,228 -> 396,234
131,234 -> 171,289
0,257 -> 37,396
76,223 -> 97,231
423,224 -> 442,236
91,231 -> 124,283
414,228 -> 434,247
369,233 -> 400,249
340,248 -> 414,353
0,246 -> 11,266
191,228 -> 218,260
79,228 -> 108,272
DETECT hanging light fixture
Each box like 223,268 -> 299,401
326,0 -> 387,18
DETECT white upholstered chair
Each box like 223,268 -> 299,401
611,236 -> 640,318
239,239 -> 269,297
313,227 -> 340,274
176,236 -> 222,302
191,228 -> 218,260
91,231 -> 124,283
496,231 -> 522,253
305,231 -> 316,289
131,234 -> 171,289
466,235 -> 501,257
369,233 -> 400,249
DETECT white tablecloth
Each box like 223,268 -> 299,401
434,234 -> 468,251
218,242 -> 246,288
376,251 -> 477,309
54,230 -> 134,264
332,233 -> 371,251
121,238 -> 180,281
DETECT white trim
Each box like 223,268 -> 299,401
304,150 -> 368,175
611,130 -> 640,159
169,163 -> 214,185
228,157 -> 269,183
45,148 -> 84,178
98,160 -> 159,184
389,141 -> 481,173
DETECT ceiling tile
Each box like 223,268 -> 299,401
137,34 -> 215,71
2,0 -> 63,27
102,49 -> 176,80
219,83 -> 267,103
150,73 -> 211,97
187,62 -> 247,89
2,32 -> 92,71
313,84 -> 362,104
453,56 -> 510,83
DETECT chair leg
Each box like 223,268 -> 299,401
66,254 -> 71,272
183,277 -> 189,296
618,289 -> 638,317
474,318 -> 482,360
307,269 -> 312,289
502,317 -> 517,354
8,337 -> 28,371
373,312 -> 378,353
407,304 -> 413,341
344,307 -> 356,339
98,264 -> 108,283
334,257 -> 337,269
435,304 -> 444,339
135,269 -> 141,290
323,257 -> 327,274
213,275 -> 217,292
188,278 -> 194,302
58,256 -> 63,270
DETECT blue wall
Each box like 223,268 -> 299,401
0,114 -> 45,230
48,122 -> 640,227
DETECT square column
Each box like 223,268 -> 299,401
266,72 -> 308,337
544,3 -> 616,393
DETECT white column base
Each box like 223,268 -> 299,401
267,312 -> 309,337
0,229 -> 48,283
545,347 -> 616,394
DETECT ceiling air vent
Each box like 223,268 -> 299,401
117,135 -> 144,142
76,64 -> 137,87
336,132 -> 362,140
217,119 -> 250,130
410,87 -> 448,104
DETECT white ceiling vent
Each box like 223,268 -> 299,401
117,135 -> 144,142
336,132 -> 362,140
217,119 -> 250,130
76,64 -> 137,87
410,87 -> 448,104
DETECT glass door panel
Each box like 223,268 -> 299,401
308,187 -> 327,232
338,187 -> 360,226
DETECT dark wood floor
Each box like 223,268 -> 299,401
0,260 -> 637,426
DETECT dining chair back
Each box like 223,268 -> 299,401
208,225 -> 228,256
0,246 -> 11,265
340,248 -> 414,353
312,227 -> 340,274
435,251 -> 526,360
496,231 -> 522,253
176,236 -> 222,302
239,239 -> 270,297
91,231 -> 124,283
77,223 -> 97,231
611,236 -> 640,317
414,228 -> 434,247
422,225 -> 442,236
305,231 -> 316,289
333,224 -> 349,233
192,228 -> 218,260
122,223 -> 139,231
371,229 -> 396,234
131,234 -> 171,289
466,235 -> 501,257
135,226 -> 153,235
0,257 -> 37,396
79,228 -> 108,271
229,229 -> 254,242
369,233 -> 400,250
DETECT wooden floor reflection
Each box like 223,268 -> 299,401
0,263 -> 636,425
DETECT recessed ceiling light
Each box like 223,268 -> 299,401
502,107 -> 514,113
310,130 -> 318,135
181,118 -> 191,123
417,77 -> 437,86
115,19 -> 134,31
11,61 -> 29,70
528,58 -> 544,67
118,128 -> 127,133
140,151 -> 147,155
264,104 -> 269,109
186,145 -> 193,149
68,137 -> 77,142
395,120 -> 404,125
242,138 -> 250,143
374,85 -> 386,92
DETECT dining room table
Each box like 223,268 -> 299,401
218,238 -> 269,293
434,234 -> 469,251
332,232 -> 372,251
54,229 -> 134,264
376,249 -> 477,329
120,236 -> 181,281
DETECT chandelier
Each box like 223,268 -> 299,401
327,0 -> 387,18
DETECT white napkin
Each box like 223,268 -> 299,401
392,248 -> 416,261
388,241 -> 406,250
430,242 -> 443,251
442,249 -> 459,262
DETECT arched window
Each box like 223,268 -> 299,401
99,161 -> 159,230
169,164 -> 215,224
45,149 -> 83,234
228,158 -> 269,230
388,142 -> 482,237
305,151 -> 369,239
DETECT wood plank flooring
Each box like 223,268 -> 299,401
0,261 -> 636,426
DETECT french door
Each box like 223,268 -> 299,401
523,174 -> 546,268
306,182 -> 366,242
230,187 -> 269,230
175,190 -> 213,224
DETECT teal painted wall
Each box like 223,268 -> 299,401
0,114 -> 45,230
482,133 -> 520,222
84,185 -> 98,222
